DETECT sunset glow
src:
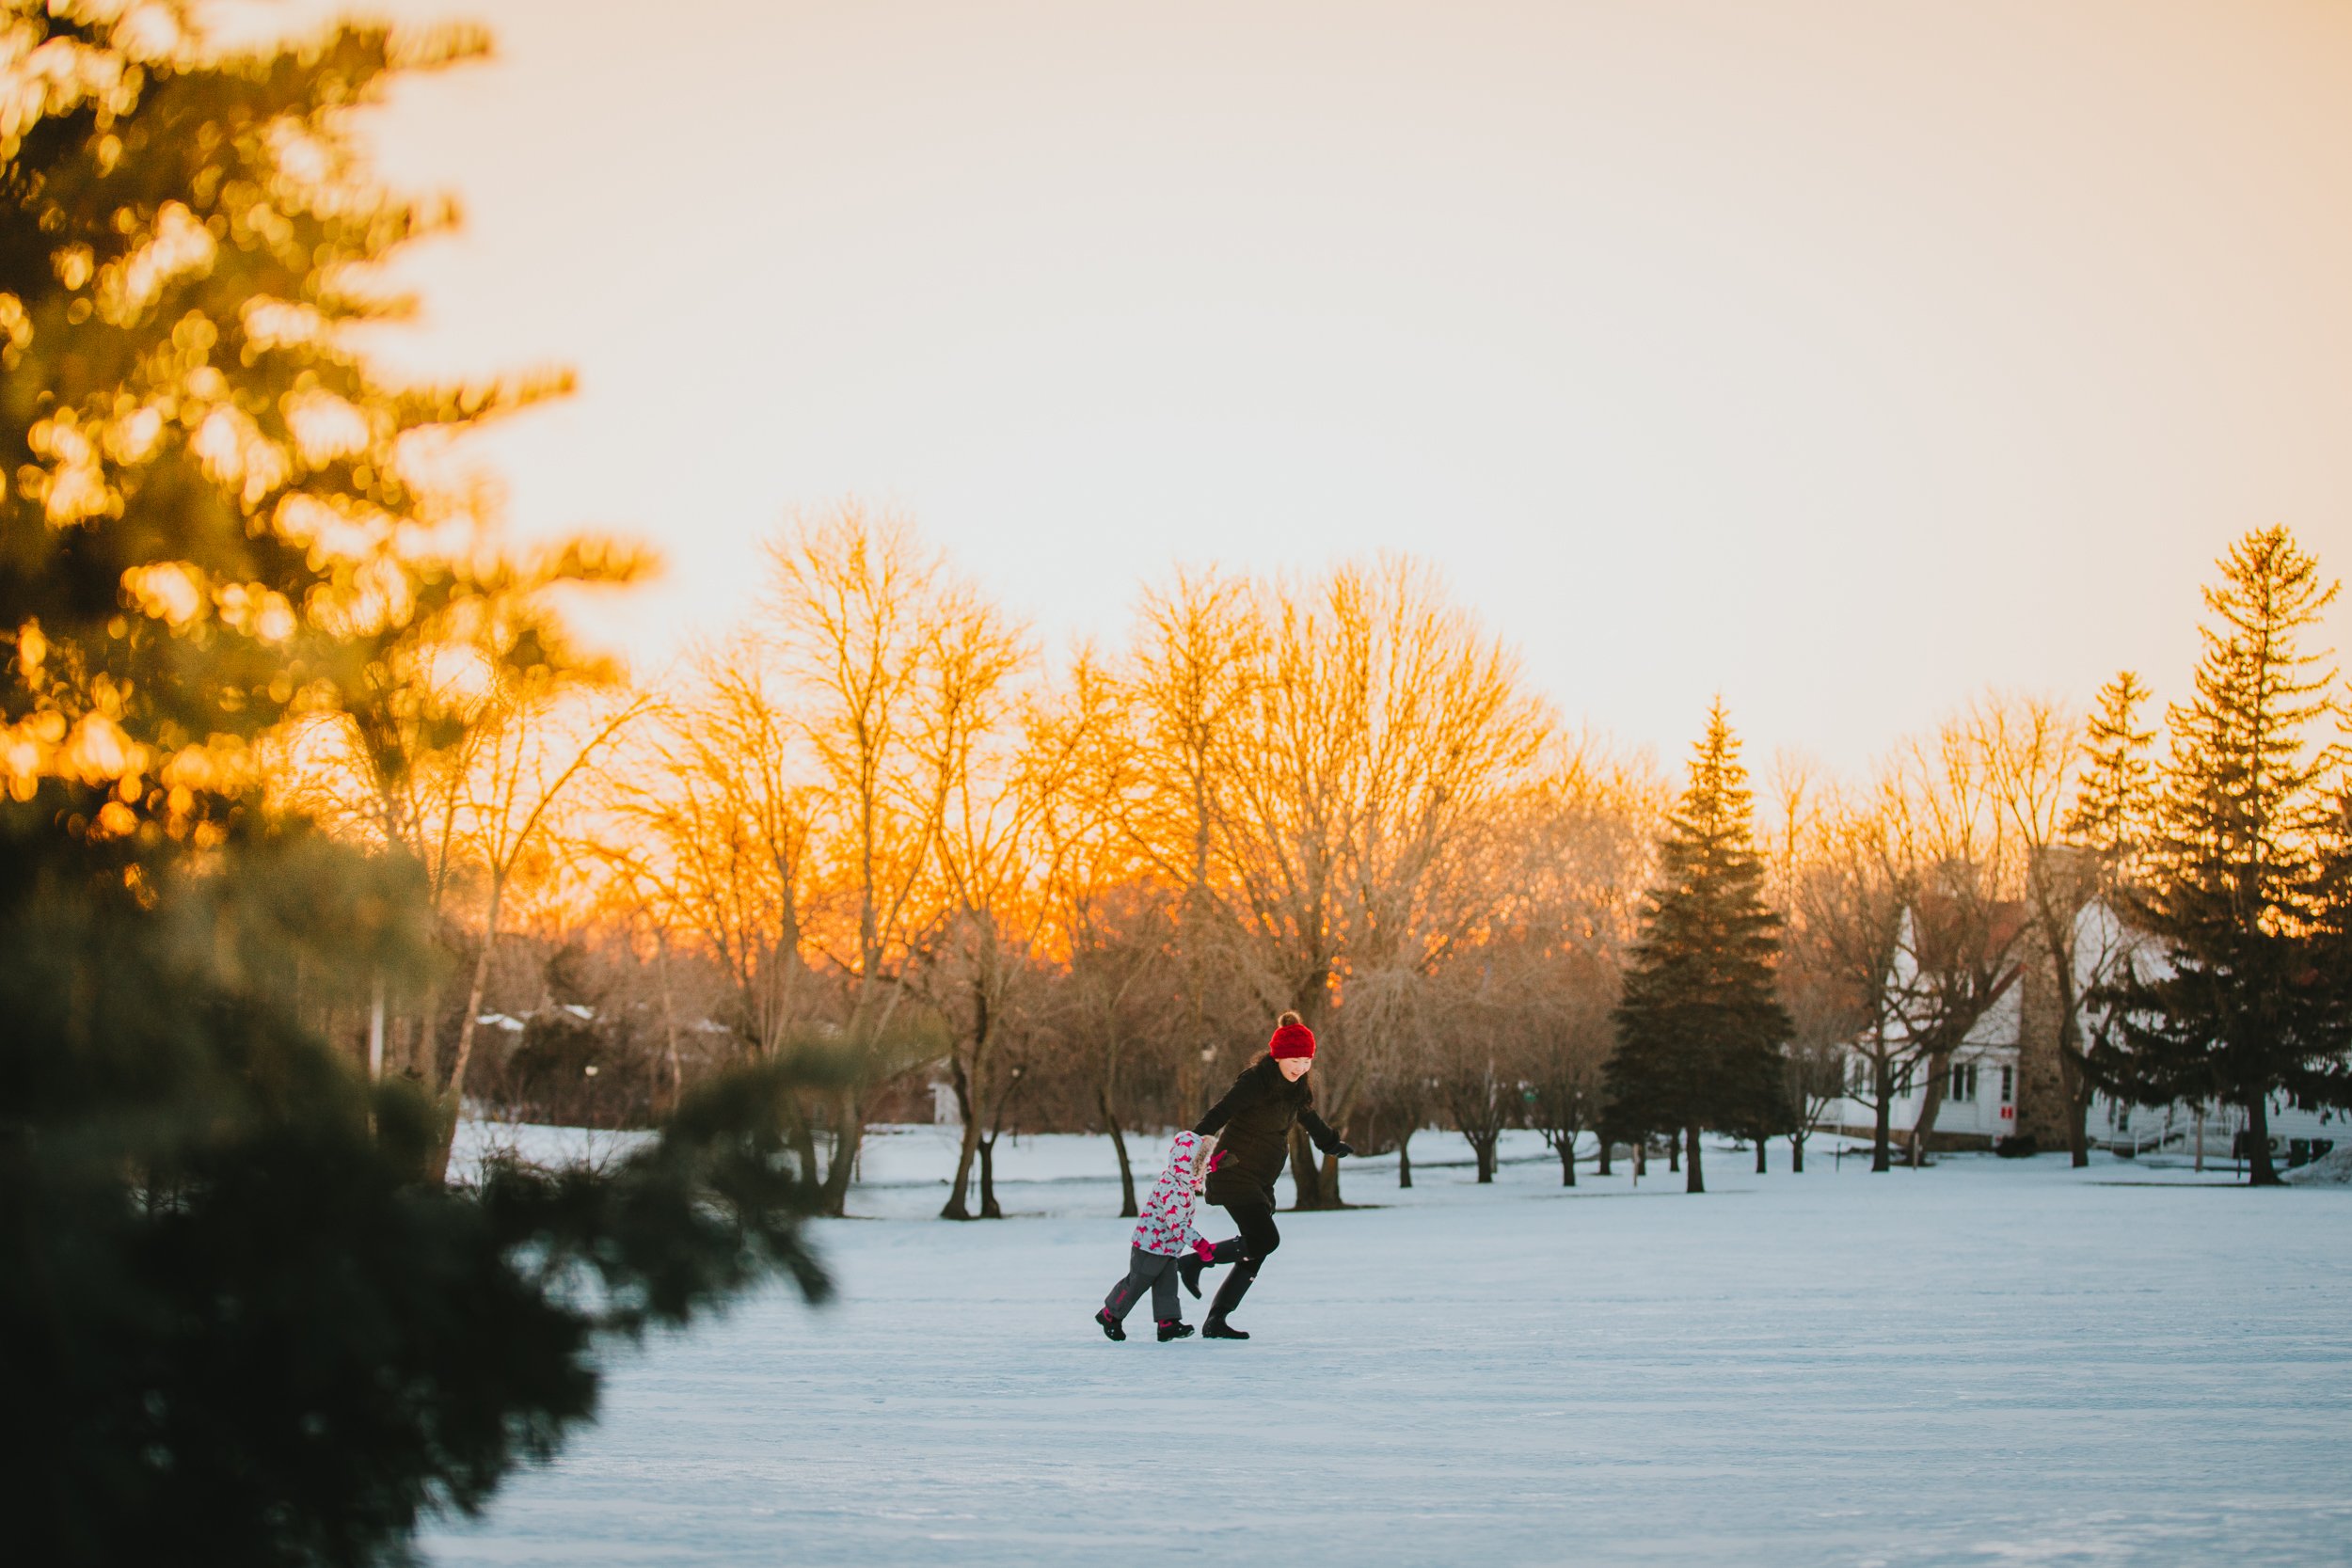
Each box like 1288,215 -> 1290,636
210,0 -> 2352,771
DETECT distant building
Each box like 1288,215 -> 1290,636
1817,893 -> 2343,1167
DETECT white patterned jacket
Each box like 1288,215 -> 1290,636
1130,1132 -> 1212,1259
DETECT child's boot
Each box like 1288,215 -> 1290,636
1156,1319 -> 1196,1341
1178,1242 -> 1210,1298
1179,1237 -> 1239,1297
1094,1307 -> 1126,1341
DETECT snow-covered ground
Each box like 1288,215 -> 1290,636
428,1125 -> 2352,1567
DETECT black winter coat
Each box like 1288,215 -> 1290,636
1193,1056 -> 1343,1206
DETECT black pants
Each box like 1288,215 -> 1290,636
1203,1188 -> 1279,1322
1214,1193 -> 1280,1263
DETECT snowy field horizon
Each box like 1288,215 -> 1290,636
432,1123 -> 2352,1567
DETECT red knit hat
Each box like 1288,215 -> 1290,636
1268,1016 -> 1316,1060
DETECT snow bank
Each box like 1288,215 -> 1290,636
2285,1145 -> 2352,1185
449,1118 -> 653,1181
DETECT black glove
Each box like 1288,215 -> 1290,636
1330,1141 -> 1355,1159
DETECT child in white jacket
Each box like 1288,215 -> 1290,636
1093,1131 -> 1217,1342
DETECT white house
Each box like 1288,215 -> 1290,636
1817,895 -> 2344,1168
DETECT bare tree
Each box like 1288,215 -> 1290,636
1882,718 -> 2034,1165
1435,983 -> 1518,1183
1497,737 -> 1656,1185
1795,789 -> 1913,1171
1118,569 -> 1266,1120
1033,656 -> 1185,1215
1053,880 -> 1182,1215
436,682 -> 651,1167
616,643 -> 821,1063
1522,947 -> 1618,1185
1165,559 -> 1551,1208
1767,756 -> 1864,1172
913,584 -> 1050,1221
762,503 -> 952,1216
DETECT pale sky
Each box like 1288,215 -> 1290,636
215,0 -> 2352,775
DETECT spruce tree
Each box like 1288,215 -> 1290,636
3,8 -> 832,1561
2049,671 -> 2156,1164
1606,700 -> 1792,1193
2066,672 -> 2157,863
2103,529 -> 2345,1185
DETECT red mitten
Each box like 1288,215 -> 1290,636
1192,1237 -> 1216,1262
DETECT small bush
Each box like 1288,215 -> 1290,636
1994,1134 -> 2040,1159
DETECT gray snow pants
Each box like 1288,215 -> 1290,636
1103,1246 -> 1182,1324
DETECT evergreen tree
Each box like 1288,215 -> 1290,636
2102,528 -> 2346,1185
2065,671 -> 2157,863
2,8 -> 832,1561
2304,758 -> 2352,1111
1606,701 -> 1792,1193
2047,670 -> 2156,1165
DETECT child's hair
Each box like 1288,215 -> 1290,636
1277,1009 -> 1302,1028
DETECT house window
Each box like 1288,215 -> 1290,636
2000,1065 -> 2015,1105
1948,1062 -> 1979,1102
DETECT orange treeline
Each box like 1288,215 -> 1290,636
274,501 -> 1665,1212
273,499 -> 2158,1211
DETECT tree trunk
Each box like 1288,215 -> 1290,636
654,930 -> 683,1114
1789,1131 -> 1805,1174
1871,1055 -> 1893,1172
1287,1124 -> 1328,1210
2058,1047 -> 2092,1168
430,897 -> 503,1182
1684,1123 -> 1705,1194
406,995 -> 437,1082
2245,1095 -> 2280,1186
1099,1030 -> 1137,1216
817,1085 -> 864,1217
1472,1133 -> 1497,1183
790,1106 -> 822,1195
978,1134 -> 1003,1217
1559,1135 -> 1578,1186
1754,1138 -> 1768,1175
1104,1100 -> 1138,1218
1398,1129 -> 1413,1189
1909,1053 -> 1949,1168
1667,1135 -> 1679,1173
942,1055 -> 982,1220
1597,1139 -> 1613,1178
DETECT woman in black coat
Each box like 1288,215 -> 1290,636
1179,1011 -> 1352,1338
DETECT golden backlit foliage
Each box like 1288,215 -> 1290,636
265,494 -> 2317,1207
273,499 -> 1662,1209
2,1 -> 639,863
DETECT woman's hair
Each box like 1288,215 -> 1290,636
1277,1009 -> 1302,1028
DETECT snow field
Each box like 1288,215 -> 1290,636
428,1127 -> 2352,1567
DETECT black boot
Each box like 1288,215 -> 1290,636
1094,1307 -> 1125,1341
1156,1319 -> 1196,1341
1201,1259 -> 1258,1339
